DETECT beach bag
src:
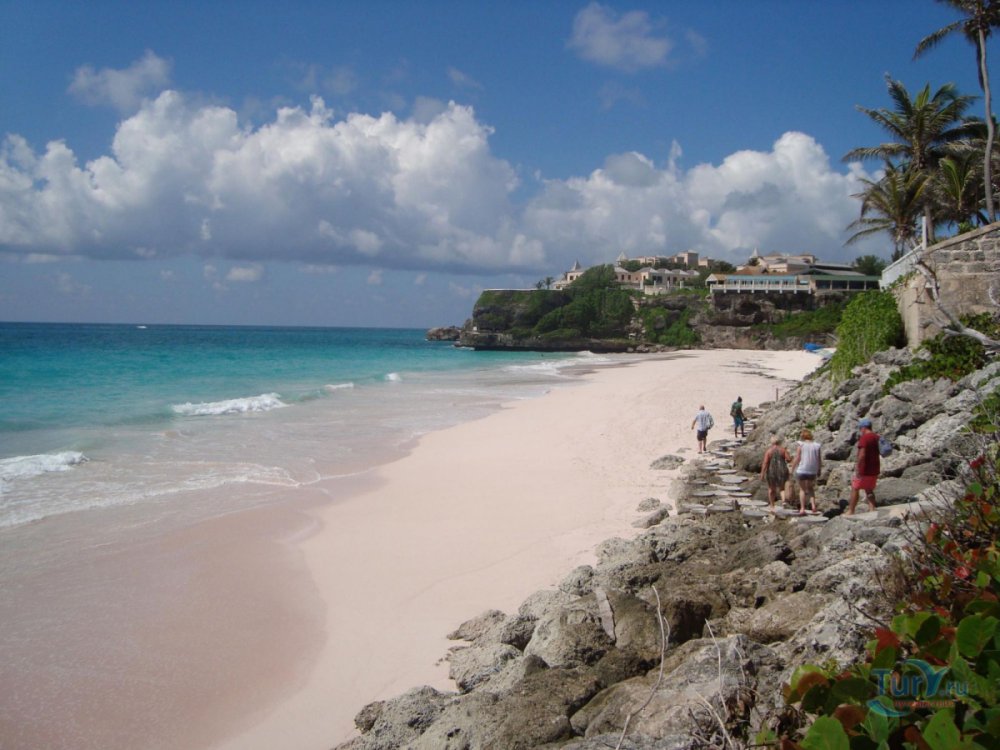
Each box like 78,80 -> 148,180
707,414 -> 714,430
877,435 -> 893,457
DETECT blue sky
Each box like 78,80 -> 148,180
0,0 -> 993,327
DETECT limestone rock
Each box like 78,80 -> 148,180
636,497 -> 661,512
523,596 -> 614,667
650,454 -> 685,470
571,635 -> 779,739
346,685 -> 453,748
717,591 -> 829,643
632,506 -> 670,528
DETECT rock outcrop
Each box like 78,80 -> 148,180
335,348 -> 997,749
426,326 -> 462,341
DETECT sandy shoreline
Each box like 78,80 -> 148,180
0,349 -> 822,750
216,349 -> 822,749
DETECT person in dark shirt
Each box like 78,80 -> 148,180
730,396 -> 745,438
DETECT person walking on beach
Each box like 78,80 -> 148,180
790,428 -> 822,515
691,405 -> 714,454
760,435 -> 791,512
730,396 -> 746,438
846,418 -> 880,515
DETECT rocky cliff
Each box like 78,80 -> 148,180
456,289 -> 844,352
335,350 -> 998,750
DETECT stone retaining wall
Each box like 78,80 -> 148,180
895,222 -> 1000,347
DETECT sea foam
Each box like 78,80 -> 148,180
0,451 -> 88,483
324,382 -> 355,392
171,393 -> 287,417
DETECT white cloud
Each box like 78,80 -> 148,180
68,50 -> 172,113
0,92 -> 527,273
523,132 -> 877,269
24,253 -> 62,264
55,271 -> 90,296
568,3 -> 672,72
448,281 -> 477,298
367,269 -> 383,285
0,84 -> 881,281
301,263 -> 338,275
226,264 -> 263,282
448,67 -> 483,90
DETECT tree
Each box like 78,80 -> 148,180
846,164 -> 929,260
844,77 -> 978,244
915,0 -> 1000,222
934,152 -> 988,229
852,254 -> 888,276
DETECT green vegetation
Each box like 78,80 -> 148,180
694,260 -> 736,288
636,305 -> 700,347
475,265 -> 636,342
752,299 -> 848,340
853,254 -> 889,277
885,314 -> 999,391
771,431 -> 1000,749
828,291 -> 905,381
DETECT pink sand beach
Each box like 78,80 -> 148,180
0,349 -> 820,750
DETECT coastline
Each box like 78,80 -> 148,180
217,348 -> 822,749
0,348 -> 822,750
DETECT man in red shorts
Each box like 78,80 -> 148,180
846,417 -> 880,515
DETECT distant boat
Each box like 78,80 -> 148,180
136,325 -> 147,329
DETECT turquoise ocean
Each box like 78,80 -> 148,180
0,322 -> 603,530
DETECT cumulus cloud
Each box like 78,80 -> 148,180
226,264 -> 263,282
68,50 -> 172,113
0,91 -> 533,273
448,67 -> 483,90
56,271 -> 90,296
523,132 -> 876,269
0,86 -> 878,279
568,3 -> 672,72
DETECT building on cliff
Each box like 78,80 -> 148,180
708,253 -> 880,296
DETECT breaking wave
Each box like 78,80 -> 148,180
171,393 -> 287,417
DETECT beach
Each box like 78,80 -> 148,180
0,347 -> 821,750
218,349 -> 821,749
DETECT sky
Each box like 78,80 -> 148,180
0,0 -> 994,328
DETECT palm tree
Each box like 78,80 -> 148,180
915,0 -> 1000,222
934,152 -> 988,228
844,77 -> 978,245
846,164 -> 929,260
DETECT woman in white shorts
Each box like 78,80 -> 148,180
790,428 -> 822,515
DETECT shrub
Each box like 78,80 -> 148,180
753,299 -> 847,340
772,427 -> 1000,749
828,291 -> 904,381
884,314 -> 996,392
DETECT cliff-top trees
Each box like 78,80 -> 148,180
915,0 -> 1000,222
845,78 -> 978,251
846,164 -> 929,259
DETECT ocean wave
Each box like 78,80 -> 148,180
0,460 -> 301,529
324,382 -> 356,392
171,393 -> 287,417
0,451 -> 88,483
385,373 -> 402,382
502,360 -> 575,377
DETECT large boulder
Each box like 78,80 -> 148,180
344,686 -> 454,749
571,635 -> 780,739
410,666 -> 602,749
523,596 -> 614,668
